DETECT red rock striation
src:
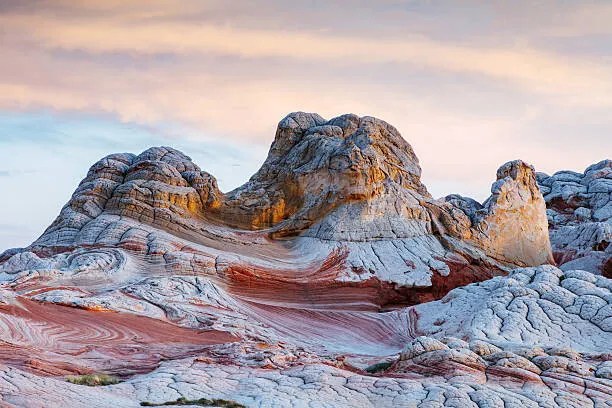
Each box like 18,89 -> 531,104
0,113 -> 608,407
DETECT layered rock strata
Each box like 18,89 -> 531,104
18,113 -> 553,304
1,265 -> 609,407
0,113 -> 608,407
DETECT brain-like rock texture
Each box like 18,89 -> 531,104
0,113 -> 609,407
537,159 -> 612,276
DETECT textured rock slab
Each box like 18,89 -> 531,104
537,159 -> 611,276
414,265 -> 611,352
2,345 -> 610,407
1,261 -> 610,407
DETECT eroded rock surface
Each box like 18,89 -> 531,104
537,159 -> 611,276
0,113 -> 608,407
18,113 -> 553,298
1,265 -> 610,407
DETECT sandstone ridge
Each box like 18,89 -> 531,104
36,113 -> 552,276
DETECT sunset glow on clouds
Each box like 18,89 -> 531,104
0,0 -> 611,248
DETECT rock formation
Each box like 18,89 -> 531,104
0,113 -> 609,407
14,113 -> 553,304
537,160 -> 611,276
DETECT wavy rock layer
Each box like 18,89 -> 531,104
19,113 -> 553,297
0,265 -> 610,407
0,113 -> 609,407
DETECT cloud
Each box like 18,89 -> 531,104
2,10 -> 612,101
538,2 -> 612,37
0,171 -> 9,177
0,0 -> 609,200
0,1 -> 611,148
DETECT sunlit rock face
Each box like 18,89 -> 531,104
26,112 -> 553,300
0,113 -> 609,407
537,159 -> 612,276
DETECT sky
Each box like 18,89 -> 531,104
0,0 -> 611,250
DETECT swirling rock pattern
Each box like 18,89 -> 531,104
0,113 -> 609,407
1,265 -> 610,407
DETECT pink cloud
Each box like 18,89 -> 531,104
0,1 -> 609,202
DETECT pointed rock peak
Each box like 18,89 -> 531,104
493,160 -> 540,200
474,159 -> 554,266
496,159 -> 534,179
489,160 -> 543,209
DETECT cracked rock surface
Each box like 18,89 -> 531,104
0,113 -> 609,407
537,159 -> 611,276
1,265 -> 610,407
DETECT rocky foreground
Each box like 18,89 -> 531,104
0,113 -> 610,407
